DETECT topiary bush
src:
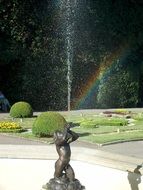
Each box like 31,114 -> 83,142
32,112 -> 67,137
10,101 -> 33,118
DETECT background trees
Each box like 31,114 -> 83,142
0,0 -> 143,110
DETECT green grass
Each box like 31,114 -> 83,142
132,113 -> 143,121
79,131 -> 143,144
74,122 -> 143,135
0,128 -> 26,133
12,117 -> 36,129
80,117 -> 128,128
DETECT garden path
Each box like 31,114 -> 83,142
0,133 -> 143,159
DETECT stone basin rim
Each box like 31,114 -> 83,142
0,145 -> 142,174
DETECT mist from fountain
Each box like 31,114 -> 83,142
59,0 -> 77,111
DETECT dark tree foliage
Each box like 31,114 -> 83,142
0,0 -> 143,110
72,0 -> 143,109
0,0 -> 67,110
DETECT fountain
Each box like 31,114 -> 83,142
59,0 -> 77,111
42,123 -> 85,190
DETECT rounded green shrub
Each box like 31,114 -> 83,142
10,101 -> 33,118
32,112 -> 67,137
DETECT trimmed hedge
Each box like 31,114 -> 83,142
10,101 -> 33,118
32,112 -> 67,137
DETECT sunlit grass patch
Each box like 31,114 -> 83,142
132,113 -> 143,121
13,117 -> 36,129
79,131 -> 143,144
80,117 -> 128,128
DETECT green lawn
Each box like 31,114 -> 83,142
1,111 -> 143,145
73,127 -> 143,144
13,117 -> 36,129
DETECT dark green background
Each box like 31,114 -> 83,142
0,0 -> 143,110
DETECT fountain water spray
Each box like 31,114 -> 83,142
59,0 -> 77,111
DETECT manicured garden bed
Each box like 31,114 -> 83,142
1,110 -> 143,145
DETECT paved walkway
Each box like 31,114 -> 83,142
0,134 -> 46,145
100,141 -> 143,159
0,134 -> 143,159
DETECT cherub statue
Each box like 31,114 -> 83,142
54,123 -> 79,181
42,123 -> 85,190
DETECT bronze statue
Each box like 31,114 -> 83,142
54,123 -> 79,181
42,122 -> 85,190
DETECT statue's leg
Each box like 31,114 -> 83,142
65,164 -> 75,181
54,159 -> 67,178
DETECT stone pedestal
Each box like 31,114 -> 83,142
42,176 -> 85,190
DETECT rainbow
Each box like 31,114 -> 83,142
72,43 -> 129,110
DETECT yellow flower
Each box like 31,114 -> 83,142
0,121 -> 21,130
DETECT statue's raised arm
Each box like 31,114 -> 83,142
65,124 -> 79,144
54,123 -> 79,146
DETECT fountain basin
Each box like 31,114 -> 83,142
0,144 -> 143,190
0,158 -> 143,190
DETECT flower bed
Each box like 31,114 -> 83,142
0,121 -> 24,133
